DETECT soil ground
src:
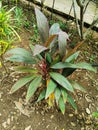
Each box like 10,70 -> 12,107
0,7 -> 98,130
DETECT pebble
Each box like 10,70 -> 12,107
2,122 -> 7,128
25,125 -> 31,130
69,114 -> 73,117
86,108 -> 91,114
70,122 -> 76,127
7,118 -> 10,125
0,113 -> 2,116
81,127 -> 85,130
50,115 -> 54,119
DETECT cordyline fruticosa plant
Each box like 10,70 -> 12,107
6,7 -> 96,114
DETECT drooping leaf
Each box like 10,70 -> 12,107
61,88 -> 68,103
45,79 -> 57,99
35,7 -> 49,43
58,31 -> 68,57
59,96 -> 65,114
10,75 -> 35,94
75,62 -> 96,72
33,45 -> 48,56
6,55 -> 36,64
54,87 -> 61,104
70,80 -> 86,92
15,66 -> 38,73
68,95 -> 77,110
49,23 -> 60,35
65,51 -> 80,63
51,62 -> 96,72
50,72 -> 74,92
37,89 -> 46,102
29,44 -> 34,53
6,48 -> 32,57
26,76 -> 42,102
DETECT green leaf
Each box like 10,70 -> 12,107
75,62 -> 96,72
58,31 -> 68,57
49,23 -> 60,35
37,89 -> 46,102
68,95 -> 77,110
50,72 -> 74,92
61,88 -> 68,103
26,76 -> 42,102
51,62 -> 96,72
70,80 -> 86,92
59,96 -> 65,114
15,66 -> 38,73
29,44 -> 34,53
65,51 -> 80,62
45,79 -> 57,99
35,7 -> 49,43
10,75 -> 35,94
54,87 -> 61,104
46,52 -> 52,63
6,55 -> 36,64
6,48 -> 32,57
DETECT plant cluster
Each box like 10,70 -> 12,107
6,8 -> 96,114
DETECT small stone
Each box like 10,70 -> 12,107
69,114 -> 73,117
71,122 -> 76,127
86,108 -> 91,114
0,113 -> 2,116
85,119 -> 92,125
81,127 -> 85,130
25,125 -> 31,130
7,118 -> 10,125
50,115 -> 54,119
2,122 -> 7,128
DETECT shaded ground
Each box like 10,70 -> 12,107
0,10 -> 98,130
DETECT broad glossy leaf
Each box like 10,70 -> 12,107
68,95 -> 77,110
49,23 -> 60,35
65,51 -> 80,62
6,55 -> 36,64
10,75 -> 35,94
54,87 -> 61,104
70,80 -> 86,92
51,62 -> 76,69
46,52 -> 52,64
51,62 -> 96,72
61,88 -> 68,103
6,48 -> 32,57
33,45 -> 48,56
45,79 -> 57,99
58,31 -> 68,57
26,76 -> 42,101
35,7 -> 49,43
75,62 -> 96,72
37,89 -> 46,102
16,66 -> 38,73
59,96 -> 65,114
50,72 -> 74,92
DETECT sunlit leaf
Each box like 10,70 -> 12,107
58,31 -> 68,57
59,96 -> 65,114
37,89 -> 46,102
50,72 -> 74,92
49,23 -> 60,35
54,87 -> 61,104
61,88 -> 68,103
35,7 -> 49,43
26,76 -> 42,101
10,75 -> 35,94
68,95 -> 77,110
45,79 -> 57,99
16,66 -> 38,73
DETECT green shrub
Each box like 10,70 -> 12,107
6,8 -> 96,114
